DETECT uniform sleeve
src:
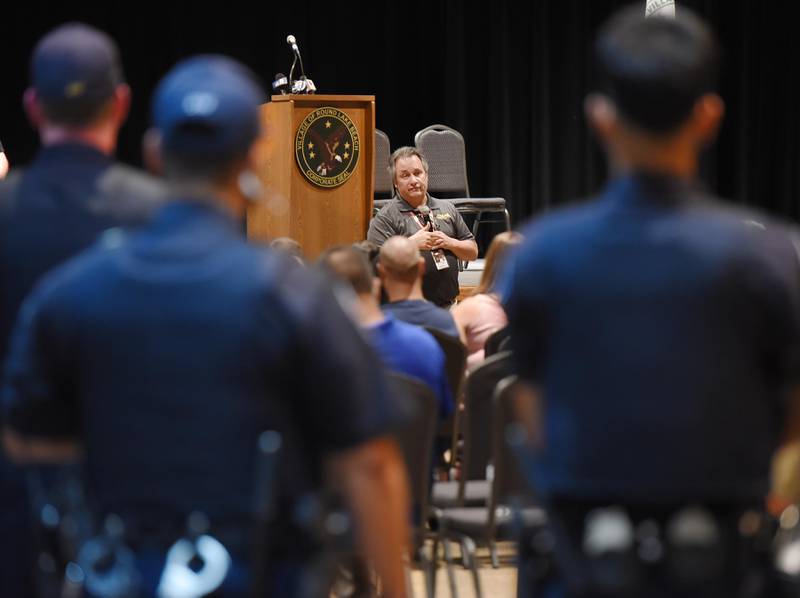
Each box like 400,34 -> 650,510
367,209 -> 399,246
2,282 -> 80,438
500,230 -> 549,384
283,268 -> 405,451
449,206 -> 474,241
767,229 -> 800,385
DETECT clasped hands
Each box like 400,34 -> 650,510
410,225 -> 452,251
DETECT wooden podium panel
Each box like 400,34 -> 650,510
248,94 -> 375,259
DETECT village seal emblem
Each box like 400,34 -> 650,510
295,107 -> 360,188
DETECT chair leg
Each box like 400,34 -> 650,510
471,210 -> 483,240
462,537 -> 483,598
490,539 -> 500,569
428,536 -> 439,598
442,538 -> 459,597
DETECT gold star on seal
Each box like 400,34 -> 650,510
343,152 -> 350,159
307,142 -> 314,149
344,142 -> 350,149
309,151 -> 316,159
324,120 -> 332,128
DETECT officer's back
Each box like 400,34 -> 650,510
0,23 -> 161,598
2,55 -> 411,598
0,23 -> 162,368
504,7 -> 800,597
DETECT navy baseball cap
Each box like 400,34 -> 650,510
31,23 -> 123,107
152,55 -> 266,157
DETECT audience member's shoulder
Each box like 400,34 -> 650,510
390,317 -> 445,357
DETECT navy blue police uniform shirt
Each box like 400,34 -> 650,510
503,173 -> 800,504
0,143 -> 163,368
2,199 -> 403,554
0,142 -> 162,595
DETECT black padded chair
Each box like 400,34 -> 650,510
431,352 -> 515,510
423,327 -> 468,467
433,375 -> 546,569
483,325 -> 511,359
414,124 -> 511,245
373,129 -> 393,215
388,372 -> 438,596
422,327 -> 467,402
389,372 -> 481,597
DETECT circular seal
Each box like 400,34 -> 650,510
295,107 -> 360,188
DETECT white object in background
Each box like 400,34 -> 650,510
645,0 -> 676,18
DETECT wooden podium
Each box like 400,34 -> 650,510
248,94 -> 376,259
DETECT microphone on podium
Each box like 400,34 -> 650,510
285,34 -> 316,94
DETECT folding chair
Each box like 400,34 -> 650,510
414,124 -> 511,246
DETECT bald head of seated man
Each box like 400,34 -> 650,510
378,236 -> 463,342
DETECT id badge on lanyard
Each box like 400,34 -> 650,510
413,210 -> 449,271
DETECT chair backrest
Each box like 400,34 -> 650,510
374,129 -> 393,197
414,124 -> 470,197
460,351 -> 515,483
484,325 -> 511,359
423,326 -> 467,402
491,376 -> 530,503
388,372 -> 438,522
487,375 -> 541,535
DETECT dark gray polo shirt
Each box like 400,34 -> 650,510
367,195 -> 474,306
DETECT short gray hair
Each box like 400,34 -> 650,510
388,146 -> 429,184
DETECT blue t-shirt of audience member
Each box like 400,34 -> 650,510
365,315 -> 454,418
383,299 -> 460,340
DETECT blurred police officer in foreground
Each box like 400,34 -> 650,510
2,55 -> 410,597
0,23 -> 162,597
504,6 -> 800,597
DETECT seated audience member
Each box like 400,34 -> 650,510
452,231 -> 522,368
353,239 -> 380,268
320,246 -> 453,418
269,236 -> 304,265
378,236 -> 462,341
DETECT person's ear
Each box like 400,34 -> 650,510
371,276 -> 382,300
142,128 -> 164,176
111,84 -> 132,128
417,257 -> 426,277
23,88 -> 45,129
584,93 -> 618,144
376,262 -> 386,279
690,93 -> 725,147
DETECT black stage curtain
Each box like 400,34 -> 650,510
1,1 -> 798,225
